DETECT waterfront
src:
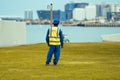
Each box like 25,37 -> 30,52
26,25 -> 120,44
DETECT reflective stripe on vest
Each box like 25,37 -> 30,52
49,27 -> 60,45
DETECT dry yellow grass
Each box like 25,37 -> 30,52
0,42 -> 120,80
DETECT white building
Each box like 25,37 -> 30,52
110,4 -> 120,12
110,4 -> 120,21
85,5 -> 97,20
73,5 -> 97,21
73,8 -> 85,21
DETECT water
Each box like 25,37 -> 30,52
26,25 -> 120,44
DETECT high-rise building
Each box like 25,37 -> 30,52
24,10 -> 33,20
107,4 -> 120,21
102,5 -> 111,17
65,3 -> 75,20
110,4 -> 120,12
96,4 -> 103,17
60,11 -> 66,21
96,3 -> 111,17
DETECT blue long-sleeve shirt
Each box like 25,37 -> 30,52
46,27 -> 64,46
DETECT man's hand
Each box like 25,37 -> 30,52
47,43 -> 49,46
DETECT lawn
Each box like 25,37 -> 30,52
0,42 -> 120,80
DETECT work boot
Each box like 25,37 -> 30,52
45,62 -> 49,66
45,64 -> 49,66
53,63 -> 57,66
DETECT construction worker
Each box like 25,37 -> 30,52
46,19 -> 64,65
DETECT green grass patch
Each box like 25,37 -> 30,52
0,42 -> 120,80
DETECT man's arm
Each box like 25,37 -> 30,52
59,29 -> 64,48
46,29 -> 49,46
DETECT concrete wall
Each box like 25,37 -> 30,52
0,21 -> 26,47
101,33 -> 120,42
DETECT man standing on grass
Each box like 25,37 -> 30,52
45,19 -> 64,65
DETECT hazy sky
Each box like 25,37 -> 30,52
0,0 -> 119,19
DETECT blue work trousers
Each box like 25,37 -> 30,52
46,45 -> 60,64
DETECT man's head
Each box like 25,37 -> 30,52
53,19 -> 60,26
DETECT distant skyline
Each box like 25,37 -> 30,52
0,0 -> 120,19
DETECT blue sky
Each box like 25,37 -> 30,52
0,0 -> 119,19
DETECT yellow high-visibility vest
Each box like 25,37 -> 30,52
49,27 -> 60,45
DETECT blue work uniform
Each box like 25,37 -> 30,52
46,26 -> 64,65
